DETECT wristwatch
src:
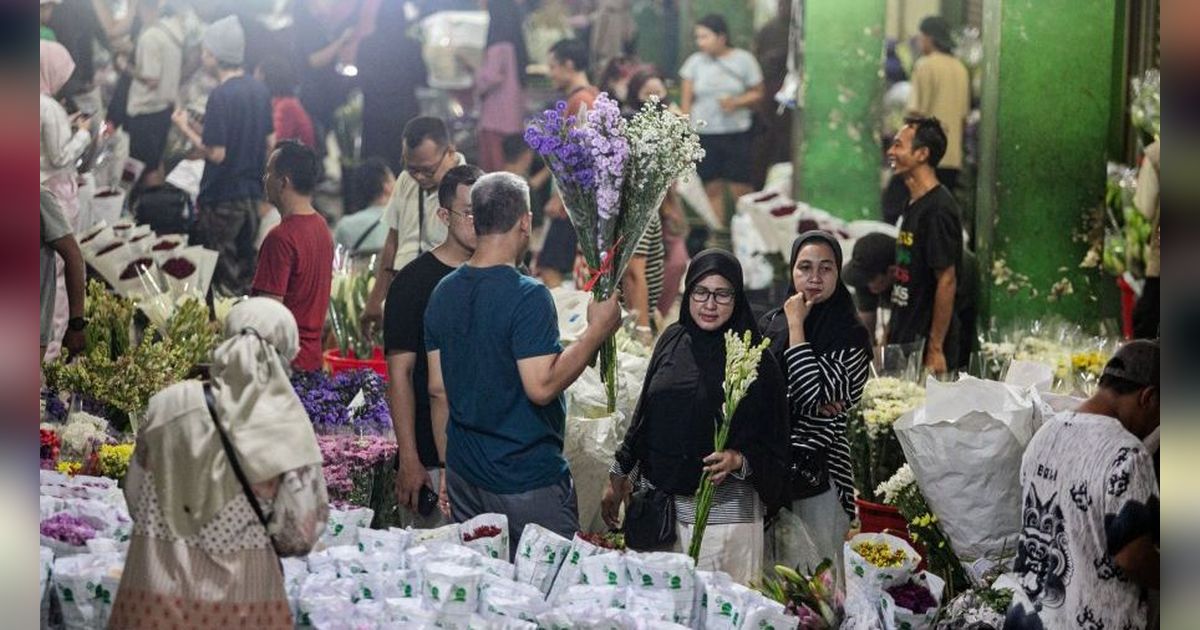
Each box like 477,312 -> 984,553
67,317 -> 88,332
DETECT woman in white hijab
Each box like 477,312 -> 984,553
110,298 -> 328,629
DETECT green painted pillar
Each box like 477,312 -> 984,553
795,0 -> 887,221
975,0 -> 1122,330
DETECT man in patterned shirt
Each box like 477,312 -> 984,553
1007,340 -> 1159,630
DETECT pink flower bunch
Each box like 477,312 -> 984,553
318,435 -> 397,505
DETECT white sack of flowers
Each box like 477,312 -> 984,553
882,570 -> 946,630
624,551 -> 697,626
422,561 -> 484,614
321,506 -> 374,547
52,553 -> 123,630
546,533 -> 605,602
563,410 -> 628,532
513,523 -> 572,596
460,512 -> 510,560
894,376 -> 1042,578
844,532 -> 921,592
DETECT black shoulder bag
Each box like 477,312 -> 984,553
623,484 -> 677,551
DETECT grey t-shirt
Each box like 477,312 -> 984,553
40,190 -> 72,346
680,49 -> 763,135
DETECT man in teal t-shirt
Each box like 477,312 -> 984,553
425,172 -> 620,557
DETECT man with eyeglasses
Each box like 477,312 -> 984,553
383,165 -> 483,528
362,116 -> 465,332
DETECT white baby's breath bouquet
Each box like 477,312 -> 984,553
688,330 -> 770,563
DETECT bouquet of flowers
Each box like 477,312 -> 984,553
755,559 -> 842,629
848,377 -> 925,502
44,280 -> 218,432
878,464 -> 970,598
327,247 -> 382,360
688,330 -> 771,563
935,584 -> 1014,629
526,95 -> 703,411
1129,68 -> 1159,139
292,369 -> 391,435
97,443 -> 135,480
318,434 -> 398,514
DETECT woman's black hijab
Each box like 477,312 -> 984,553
616,250 -> 790,511
485,0 -> 530,86
762,231 -> 873,359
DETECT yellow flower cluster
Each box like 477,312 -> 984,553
98,443 -> 135,480
1071,350 -> 1106,377
56,460 -> 82,476
852,540 -> 909,568
912,512 -> 938,527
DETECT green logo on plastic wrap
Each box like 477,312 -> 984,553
430,585 -> 440,601
61,587 -> 74,603
606,570 -> 618,585
570,551 -> 581,565
719,602 -> 734,617
452,586 -> 467,602
854,565 -> 865,577
669,575 -> 682,589
641,575 -> 653,587
403,584 -> 413,597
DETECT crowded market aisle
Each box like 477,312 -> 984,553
38,1 -> 1158,628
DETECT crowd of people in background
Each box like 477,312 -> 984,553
37,2 -> 1159,628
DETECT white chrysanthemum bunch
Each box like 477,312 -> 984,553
875,463 -> 915,505
860,377 -> 925,438
59,411 -> 110,461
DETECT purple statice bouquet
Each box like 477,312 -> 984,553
318,434 -> 398,508
292,369 -> 391,435
526,94 -> 703,411
40,513 -> 99,547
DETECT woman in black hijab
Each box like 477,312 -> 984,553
761,231 -> 873,574
602,249 -> 789,583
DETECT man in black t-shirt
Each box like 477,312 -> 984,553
172,16 -> 273,296
383,164 -> 484,527
883,117 -> 963,374
844,231 -> 977,369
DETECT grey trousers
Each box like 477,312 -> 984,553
446,468 -> 579,561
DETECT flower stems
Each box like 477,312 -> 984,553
600,336 -> 618,413
687,470 -> 717,560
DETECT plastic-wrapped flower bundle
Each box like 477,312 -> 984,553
293,369 -> 391,435
40,513 -> 98,547
318,434 -> 398,510
526,94 -> 703,412
849,377 -> 925,502
1129,68 -> 1159,139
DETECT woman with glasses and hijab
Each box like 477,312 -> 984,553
601,249 -> 790,583
110,299 -> 328,629
761,231 -> 873,576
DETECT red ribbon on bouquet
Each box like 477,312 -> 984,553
580,236 -> 625,293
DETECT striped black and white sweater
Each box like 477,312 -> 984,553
782,342 -> 871,517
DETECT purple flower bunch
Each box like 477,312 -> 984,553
581,93 -> 629,220
292,369 -> 391,434
524,102 -> 596,191
40,513 -> 98,546
318,434 -> 398,506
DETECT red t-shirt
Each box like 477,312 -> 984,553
252,212 -> 334,371
272,96 -> 316,149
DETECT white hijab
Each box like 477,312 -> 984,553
141,298 -> 323,537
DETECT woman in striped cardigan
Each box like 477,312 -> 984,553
761,231 -> 873,574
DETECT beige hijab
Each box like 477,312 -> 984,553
141,298 -> 324,537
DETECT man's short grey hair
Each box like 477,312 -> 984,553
471,172 -> 531,236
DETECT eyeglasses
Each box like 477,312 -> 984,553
447,207 -> 473,221
691,286 -> 735,305
406,147 -> 449,178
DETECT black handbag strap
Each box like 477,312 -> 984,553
417,188 -> 426,256
351,219 -> 381,255
203,383 -> 271,531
